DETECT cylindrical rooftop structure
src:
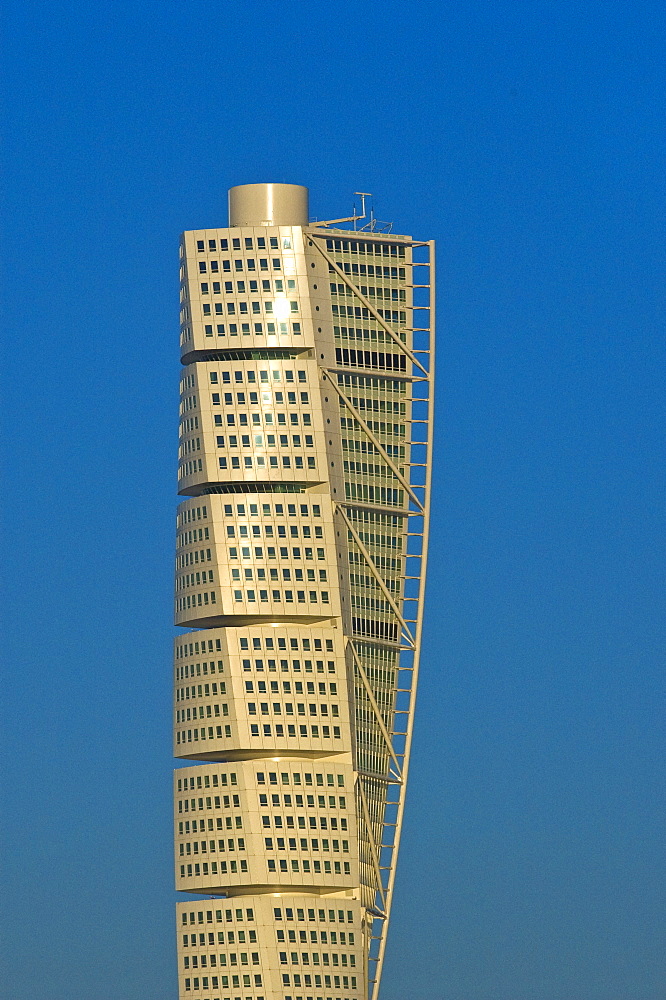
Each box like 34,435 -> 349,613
228,182 -> 309,227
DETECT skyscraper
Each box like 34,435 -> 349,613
174,183 -> 434,1000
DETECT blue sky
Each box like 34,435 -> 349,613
1,2 -> 664,998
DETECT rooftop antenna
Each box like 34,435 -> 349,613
353,192 -> 372,231
312,191 -> 372,229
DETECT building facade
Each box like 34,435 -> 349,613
174,184 -> 434,1000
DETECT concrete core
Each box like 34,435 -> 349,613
228,183 -> 309,227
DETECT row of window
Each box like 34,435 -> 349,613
199,277 -> 296,295
180,503 -> 208,521
189,346 -> 304,361
198,258 -> 282,273
177,535 -> 329,555
180,817 -> 235,833
181,906 -> 255,924
181,415 -> 199,434
177,795 -> 240,814
279,951 -> 355,967
176,659 -> 223,677
176,725 -> 230,744
347,507 -> 405,528
326,236 -> 406,257
181,435 -> 201,456
178,500 -> 320,529
340,415 -> 404,437
342,438 -> 404,459
185,428 -> 405,467
177,682 -> 225,700
176,699 -> 343,726
258,798 -> 344,815
180,839 -> 245,855
203,321 -> 300,337
194,235 -> 291,251
260,810 -> 347,830
214,411 -> 312,427
227,548 -> 326,563
346,394 -> 406,415
176,723 -> 342,745
230,590 -> 331,604
246,680 -> 338,695
201,299 -> 299,316
177,572 -> 214,591
281,971 -> 357,990
217,431 -> 314,446
247,701 -> 339,718
249,724 -> 342,739
175,724 -> 344,747
278,928 -> 354,942
183,927 -> 355,946
175,656 -> 335,680
183,953 -> 258,968
329,261 -> 405,281
226,521 -> 321,536
176,770 -> 345,792
185,369 -> 308,391
179,818 -> 239,834
181,458 -> 203,477
190,499 -> 320,520
178,575 -> 329,597
217,455 -> 316,471
276,906 -> 355,923
332,304 -> 406,325
211,392 -> 311,412
267,858 -> 351,876
183,931 -> 255,945
349,550 -> 402,572
179,833 -> 351,859
229,562 -> 326,578
182,972 -> 262,991
349,572 -> 399,594
350,594 -> 392,614
344,481 -> 404,506
177,773 -> 237,791
177,591 -> 217,611
343,460 -> 402,480
201,297 -> 300,315
265,837 -> 349,852
177,528 -> 209,552
178,547 -> 212,568
241,635 -> 333,650
176,634 -> 333,660
335,346 -> 407,373
180,860 -> 246,878
176,590 -> 401,622
208,389 -> 310,404
179,435 -> 320,461
212,419 -> 313,439
336,370 -> 407,393
335,325 -> 401,346
177,705 -> 227,723
351,616 -> 399,642
330,282 -> 406,303
261,771 -> 344,787
349,527 -> 402,551
281,989 -> 359,1000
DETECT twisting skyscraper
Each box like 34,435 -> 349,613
174,184 -> 434,1000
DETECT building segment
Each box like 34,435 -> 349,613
174,184 -> 434,1000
